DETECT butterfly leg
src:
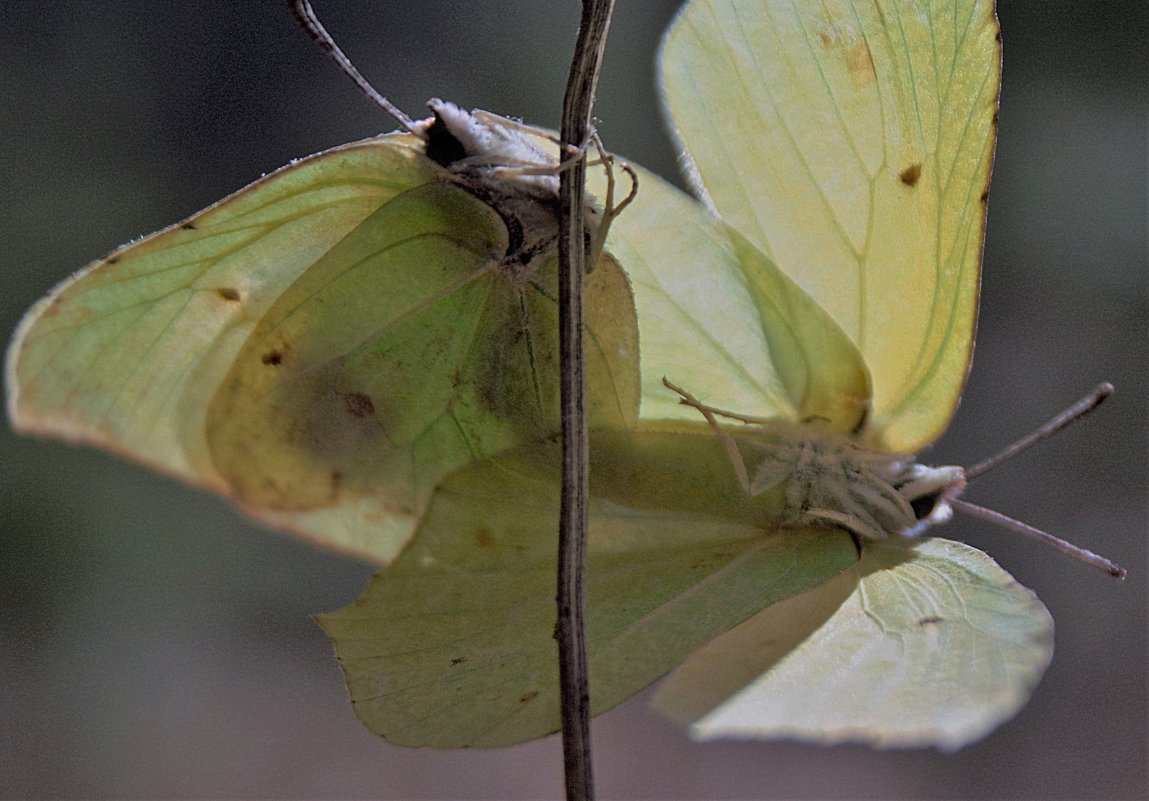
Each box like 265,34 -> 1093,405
662,378 -> 753,494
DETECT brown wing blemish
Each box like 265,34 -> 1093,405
261,349 -> 284,366
899,163 -> 922,187
216,286 -> 241,302
846,42 -> 876,84
475,527 -> 495,549
815,13 -> 876,86
519,690 -> 539,703
918,616 -> 943,626
342,391 -> 375,419
41,297 -> 65,318
180,222 -> 197,231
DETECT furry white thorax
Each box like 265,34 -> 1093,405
421,99 -> 562,197
413,99 -> 606,270
742,423 -> 966,541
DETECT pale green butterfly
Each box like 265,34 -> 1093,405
646,0 -> 1121,750
5,1 -> 640,565
320,0 -> 1121,752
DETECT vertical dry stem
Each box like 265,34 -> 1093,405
556,1 -> 615,799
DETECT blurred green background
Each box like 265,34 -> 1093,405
2,1 -> 1145,798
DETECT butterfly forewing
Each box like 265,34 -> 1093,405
661,0 -> 1000,451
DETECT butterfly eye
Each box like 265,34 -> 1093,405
422,105 -> 471,166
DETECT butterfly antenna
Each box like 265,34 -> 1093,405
964,382 -> 1113,480
290,0 -> 420,135
953,381 -> 1124,579
950,498 -> 1126,579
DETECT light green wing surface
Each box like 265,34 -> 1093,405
319,430 -> 858,748
651,537 -> 1053,751
597,164 -> 868,431
7,134 -> 639,563
661,0 -> 1000,450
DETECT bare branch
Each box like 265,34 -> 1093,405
556,1 -> 615,799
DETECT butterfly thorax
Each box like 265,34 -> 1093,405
417,99 -> 603,271
422,100 -> 560,197
741,423 -> 965,541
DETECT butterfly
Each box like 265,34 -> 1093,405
319,0 -> 1119,752
6,4 -> 640,566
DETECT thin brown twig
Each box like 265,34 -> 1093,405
556,2 -> 615,800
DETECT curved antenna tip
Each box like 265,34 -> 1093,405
290,0 -> 420,134
965,381 -> 1117,481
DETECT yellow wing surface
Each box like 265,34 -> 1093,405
661,0 -> 1000,451
7,134 -> 639,563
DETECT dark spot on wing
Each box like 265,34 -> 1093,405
181,222 -> 197,231
475,528 -> 495,548
918,616 -> 943,626
980,190 -> 990,204
216,287 -> 241,302
519,690 -> 539,703
107,256 -> 121,265
261,349 -> 283,366
845,43 -> 875,83
342,392 -> 375,418
815,19 -> 874,84
899,163 -> 922,186
450,656 -> 467,666
42,297 -> 64,318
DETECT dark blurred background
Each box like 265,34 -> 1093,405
2,1 -> 1145,798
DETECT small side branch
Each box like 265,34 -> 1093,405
556,2 -> 615,801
